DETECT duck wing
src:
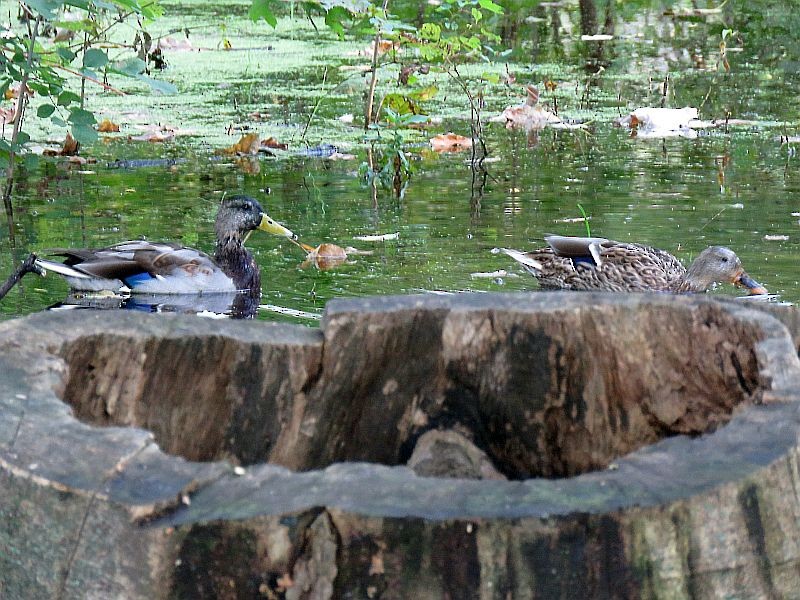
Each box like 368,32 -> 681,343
40,241 -> 236,293
502,236 -> 687,292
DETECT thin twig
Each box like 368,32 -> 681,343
50,64 -> 126,95
365,0 -> 390,131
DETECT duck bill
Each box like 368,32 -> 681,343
258,213 -> 296,239
733,271 -> 768,295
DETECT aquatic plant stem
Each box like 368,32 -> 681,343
300,66 -> 328,142
3,15 -> 41,242
365,0 -> 390,131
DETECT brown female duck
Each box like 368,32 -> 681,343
34,195 -> 296,295
497,235 -> 767,294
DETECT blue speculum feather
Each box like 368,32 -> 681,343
123,272 -> 155,288
572,257 -> 596,267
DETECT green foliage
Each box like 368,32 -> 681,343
249,0 -> 279,27
0,0 -> 169,170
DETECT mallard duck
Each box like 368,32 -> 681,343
496,235 -> 768,294
34,195 -> 296,295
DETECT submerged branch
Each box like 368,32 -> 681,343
0,253 -> 43,302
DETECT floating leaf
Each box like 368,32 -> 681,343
302,243 -> 349,271
43,131 -> 80,156
221,133 -> 260,155
430,132 -> 473,152
261,136 -> 288,150
97,119 -> 120,133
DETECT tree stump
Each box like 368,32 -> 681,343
1,292 -> 799,599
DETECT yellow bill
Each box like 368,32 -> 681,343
258,213 -> 296,239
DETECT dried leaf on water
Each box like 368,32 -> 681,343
490,85 -> 560,130
43,132 -> 80,156
301,243 -> 349,270
97,119 -> 120,133
220,132 -> 261,155
430,132 -> 473,152
129,123 -> 190,142
261,136 -> 288,150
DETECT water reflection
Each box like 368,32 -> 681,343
1,1 -> 798,321
48,289 -> 260,319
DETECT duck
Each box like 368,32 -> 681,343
496,235 -> 768,294
34,195 -> 296,295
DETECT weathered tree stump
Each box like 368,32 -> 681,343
1,292 -> 800,599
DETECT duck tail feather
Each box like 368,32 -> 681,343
495,248 -> 543,272
34,258 -> 91,279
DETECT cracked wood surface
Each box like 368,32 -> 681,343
0,293 -> 799,599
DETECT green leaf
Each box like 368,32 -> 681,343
23,153 -> 39,171
68,107 -> 97,126
134,74 -> 178,95
472,7 -> 482,22
15,131 -> 31,146
83,48 -> 109,69
249,0 -> 278,27
325,6 -> 350,39
56,47 -> 77,63
57,91 -> 82,106
420,22 -> 441,42
25,0 -> 61,19
37,104 -> 56,118
71,124 -> 98,145
478,0 -> 503,14
109,57 -> 146,76
51,116 -> 67,127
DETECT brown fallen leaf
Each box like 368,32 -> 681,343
220,132 -> 260,155
261,136 -> 288,150
301,243 -> 348,271
248,110 -> 271,121
430,132 -> 473,152
0,105 -> 16,125
490,85 -> 560,130
5,84 -> 33,100
42,132 -> 80,156
97,119 -> 120,133
130,130 -> 175,142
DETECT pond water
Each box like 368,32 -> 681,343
1,0 -> 798,322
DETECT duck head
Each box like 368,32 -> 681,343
215,195 -> 296,244
683,246 -> 767,294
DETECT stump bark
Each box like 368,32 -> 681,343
1,292 -> 799,599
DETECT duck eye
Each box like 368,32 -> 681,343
721,257 -> 728,263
